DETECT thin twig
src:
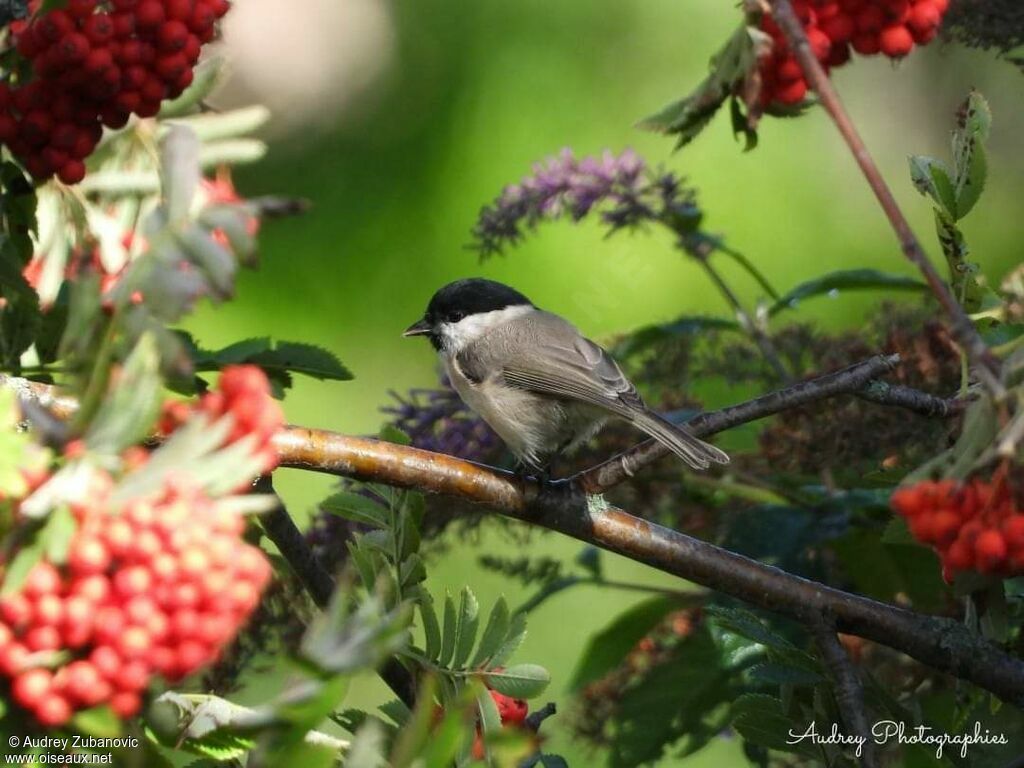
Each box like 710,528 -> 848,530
578,354 -> 899,493
253,477 -> 417,708
693,251 -> 791,381
768,0 -> 1003,397
813,621 -> 878,768
854,380 -> 973,418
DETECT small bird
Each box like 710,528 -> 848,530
403,278 -> 728,475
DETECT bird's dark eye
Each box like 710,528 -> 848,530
446,310 -> 464,323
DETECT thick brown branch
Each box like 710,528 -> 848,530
1,366 -> 1017,704
768,0 -> 1003,395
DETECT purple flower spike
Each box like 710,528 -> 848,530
472,148 -> 694,256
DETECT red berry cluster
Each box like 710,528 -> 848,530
759,0 -> 949,106
891,477 -> 1024,582
0,478 -> 271,727
1,0 -> 230,184
160,365 -> 284,474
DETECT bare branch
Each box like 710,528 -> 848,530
253,476 -> 417,708
813,622 -> 878,768
577,354 -> 899,494
768,0 -> 1003,396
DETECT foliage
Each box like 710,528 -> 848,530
0,2 -> 1021,767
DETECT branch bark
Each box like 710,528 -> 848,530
814,623 -> 878,768
0,363 -> 1015,705
767,0 -> 1003,397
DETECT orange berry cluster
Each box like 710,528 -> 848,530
759,0 -> 949,106
2,0 -> 230,184
160,365 -> 284,474
0,480 -> 271,727
891,477 -> 1024,582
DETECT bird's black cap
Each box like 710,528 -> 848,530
404,278 -> 533,338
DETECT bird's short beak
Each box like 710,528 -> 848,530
403,318 -> 431,338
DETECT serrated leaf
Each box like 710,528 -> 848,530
399,553 -> 426,589
933,210 -> 995,313
483,664 -> 550,699
951,90 -> 991,219
569,596 -> 679,690
250,341 -> 352,382
439,592 -> 457,667
731,694 -> 819,755
638,24 -> 763,149
706,606 -> 795,650
379,424 -> 411,446
348,541 -> 380,592
769,268 -> 927,316
322,491 -> 389,528
417,590 -> 442,661
85,333 -> 163,455
488,611 -> 527,669
748,661 -> 823,686
451,587 -> 480,669
614,314 -> 740,357
471,597 -> 510,668
908,155 -> 956,217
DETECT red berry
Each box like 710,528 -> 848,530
821,12 -> 856,43
25,625 -> 62,652
112,0 -> 139,8
135,1 -> 166,29
112,12 -> 136,38
975,529 -> 1008,572
58,159 -> 87,185
25,562 -> 62,597
109,690 -> 141,718
69,537 -> 111,575
158,20 -> 190,51
33,593 -> 64,626
12,668 -> 52,709
0,114 -> 16,143
67,0 -> 98,18
58,32 -> 91,63
165,0 -> 194,21
38,11 -> 74,43
851,32 -> 881,54
855,5 -> 885,32
878,25 -> 914,58
35,693 -> 73,726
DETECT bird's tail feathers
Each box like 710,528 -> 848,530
630,410 -> 729,470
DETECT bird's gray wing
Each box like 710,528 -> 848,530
488,313 -> 644,415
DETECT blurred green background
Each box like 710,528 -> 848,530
185,1 -> 1023,764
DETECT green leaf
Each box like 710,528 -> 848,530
249,341 -> 352,382
417,589 -> 442,661
0,531 -> 44,596
488,611 -> 527,670
615,315 -> 740,357
477,686 -> 502,735
322,491 -> 389,528
472,597 -> 510,668
569,596 -> 679,690
748,662 -> 823,686
439,592 -> 457,667
379,424 -> 411,446
881,516 -> 917,546
161,125 -> 202,224
483,664 -> 551,699
908,155 -> 956,217
159,57 -> 227,118
42,506 -> 75,565
769,268 -> 927,316
85,333 -> 163,455
451,587 -> 480,669
951,90 -> 991,219
638,24 -> 766,149
731,694 -> 819,755
933,210 -> 996,313
705,606 -> 795,650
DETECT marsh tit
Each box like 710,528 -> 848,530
403,278 -> 728,474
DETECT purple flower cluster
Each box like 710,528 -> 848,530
472,148 -> 698,256
381,378 -> 505,463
